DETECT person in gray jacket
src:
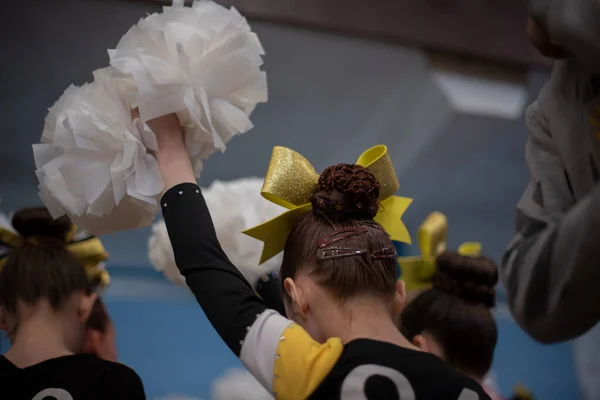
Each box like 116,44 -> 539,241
502,1 -> 600,344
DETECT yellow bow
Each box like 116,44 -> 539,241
243,145 -> 413,264
397,212 -> 481,292
0,225 -> 111,288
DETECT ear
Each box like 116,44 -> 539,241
283,277 -> 307,319
392,280 -> 406,317
78,292 -> 98,324
412,334 -> 430,352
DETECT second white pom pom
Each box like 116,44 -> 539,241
148,178 -> 283,287
34,68 -> 162,235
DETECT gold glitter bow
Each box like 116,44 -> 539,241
243,145 -> 413,264
0,225 -> 110,288
397,212 -> 481,292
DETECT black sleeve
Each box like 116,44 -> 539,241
161,183 -> 268,355
101,363 -> 146,400
255,270 -> 287,316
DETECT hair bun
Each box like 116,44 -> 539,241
312,164 -> 380,219
12,207 -> 72,244
432,251 -> 498,308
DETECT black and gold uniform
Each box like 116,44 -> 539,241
161,183 -> 491,400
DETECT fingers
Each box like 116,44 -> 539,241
527,18 -> 570,60
146,113 -> 182,137
131,107 -> 141,120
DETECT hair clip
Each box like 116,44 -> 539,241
317,246 -> 368,260
358,221 -> 390,236
371,246 -> 398,260
317,227 -> 369,249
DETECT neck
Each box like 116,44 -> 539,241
319,297 -> 417,350
5,309 -> 77,368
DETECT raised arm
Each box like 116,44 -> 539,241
501,84 -> 600,343
150,116 -> 342,398
151,115 -> 269,353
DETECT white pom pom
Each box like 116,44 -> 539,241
0,214 -> 10,231
34,68 -> 162,236
148,177 -> 283,287
211,369 -> 273,400
0,202 -> 14,259
109,0 -> 267,177
0,206 -> 12,232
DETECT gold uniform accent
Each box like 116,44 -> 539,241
273,323 -> 344,400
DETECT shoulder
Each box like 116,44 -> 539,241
98,360 -> 145,399
326,341 -> 490,399
424,357 -> 490,399
240,310 -> 343,399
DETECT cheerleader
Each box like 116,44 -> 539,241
149,113 -> 491,399
399,252 -> 501,399
0,208 -> 144,399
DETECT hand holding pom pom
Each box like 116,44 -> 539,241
109,0 -> 267,177
34,0 -> 266,235
34,68 -> 163,235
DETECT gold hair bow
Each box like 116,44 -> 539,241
243,145 -> 413,264
0,225 -> 111,288
397,212 -> 481,292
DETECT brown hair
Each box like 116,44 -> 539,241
85,297 -> 110,333
399,252 -> 498,378
280,164 -> 397,301
0,208 -> 90,318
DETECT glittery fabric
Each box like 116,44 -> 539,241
245,145 -> 413,264
261,146 -> 319,208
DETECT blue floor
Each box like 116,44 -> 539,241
494,312 -> 580,399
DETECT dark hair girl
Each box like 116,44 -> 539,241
400,252 -> 498,384
0,207 -> 144,399
150,113 -> 491,400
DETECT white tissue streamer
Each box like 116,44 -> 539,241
148,177 -> 283,287
109,0 -> 267,177
0,209 -> 11,232
33,68 -> 162,236
211,369 -> 273,400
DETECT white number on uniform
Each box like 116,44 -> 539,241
341,364 -> 481,400
32,388 -> 74,400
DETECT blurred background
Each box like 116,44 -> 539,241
0,0 -> 584,399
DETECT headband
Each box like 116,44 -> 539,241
243,145 -> 413,264
397,212 -> 481,292
0,224 -> 111,289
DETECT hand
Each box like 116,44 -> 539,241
527,18 -> 569,59
146,113 -> 183,142
131,108 -> 184,147
131,110 -> 195,193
